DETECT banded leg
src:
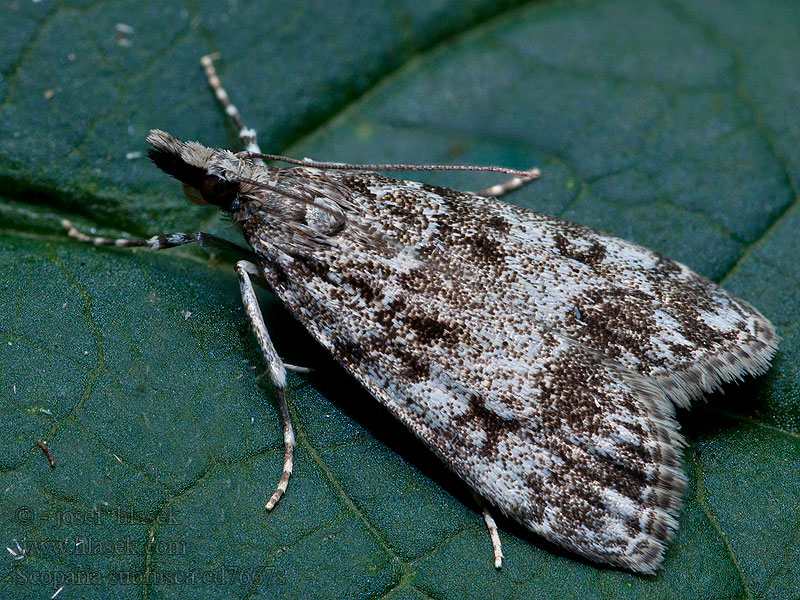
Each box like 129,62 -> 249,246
201,54 -> 537,188
63,219 -> 309,376
62,219 -> 255,256
201,53 -> 263,159
235,260 -> 295,511
474,167 -> 540,199
66,222 -> 304,509
482,507 -> 504,569
472,491 -> 504,568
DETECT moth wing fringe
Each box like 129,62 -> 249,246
653,311 -> 779,409
533,344 -> 688,574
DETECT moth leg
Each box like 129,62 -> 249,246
471,491 -> 504,568
67,218 -> 303,504
201,53 -> 263,158
482,507 -> 504,569
62,219 -> 256,259
474,167 -> 540,198
235,259 -> 295,511
65,220 -> 311,366
64,220 -> 310,363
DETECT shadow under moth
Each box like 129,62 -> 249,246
63,54 -> 778,574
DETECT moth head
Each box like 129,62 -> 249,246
146,129 -> 241,212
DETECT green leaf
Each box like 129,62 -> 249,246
1,1 -> 798,598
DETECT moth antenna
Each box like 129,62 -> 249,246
240,152 -> 540,179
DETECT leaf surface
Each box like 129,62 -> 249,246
1,1 -> 798,598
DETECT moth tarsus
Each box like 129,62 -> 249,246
36,439 -> 56,468
63,53 -> 778,574
473,490 -> 504,568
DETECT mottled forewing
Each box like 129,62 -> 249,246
240,168 -> 776,572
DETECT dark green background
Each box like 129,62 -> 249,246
1,1 -> 798,598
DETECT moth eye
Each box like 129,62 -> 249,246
200,174 -> 239,211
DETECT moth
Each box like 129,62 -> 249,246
64,54 -> 778,574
